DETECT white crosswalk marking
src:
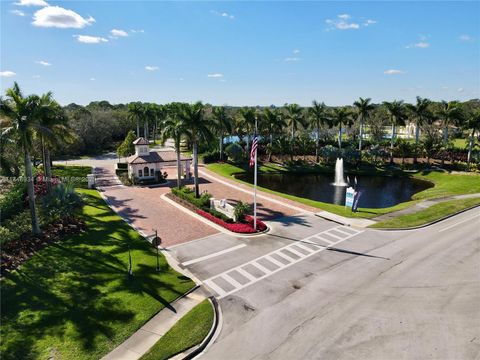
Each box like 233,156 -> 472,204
201,226 -> 364,299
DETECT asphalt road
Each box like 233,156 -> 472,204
171,208 -> 480,360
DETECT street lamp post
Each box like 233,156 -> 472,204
152,229 -> 162,273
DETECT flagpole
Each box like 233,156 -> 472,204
254,117 -> 258,231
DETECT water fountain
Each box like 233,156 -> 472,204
333,158 -> 348,186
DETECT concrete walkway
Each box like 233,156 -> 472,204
373,193 -> 480,222
101,287 -> 207,360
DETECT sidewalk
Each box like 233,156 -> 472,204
373,193 -> 480,222
101,287 -> 207,360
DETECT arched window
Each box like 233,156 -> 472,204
138,169 -> 142,177
144,166 -> 149,177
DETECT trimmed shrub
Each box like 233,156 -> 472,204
225,143 -> 244,163
0,210 -> 32,245
171,187 -> 211,208
233,201 -> 250,222
0,181 -> 27,222
202,150 -> 221,164
40,183 -> 84,221
117,162 -> 128,169
196,209 -> 267,233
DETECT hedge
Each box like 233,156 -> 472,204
196,209 -> 267,233
171,187 -> 211,208
0,181 -> 26,222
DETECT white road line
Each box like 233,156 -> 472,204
236,268 -> 257,282
223,273 -> 243,288
325,231 -> 344,240
334,228 -> 355,237
201,226 -> 364,298
265,255 -> 286,268
294,243 -> 315,253
312,235 -> 334,245
252,262 -> 272,275
203,279 -> 227,297
182,244 -> 247,266
438,214 -> 480,233
286,246 -> 308,258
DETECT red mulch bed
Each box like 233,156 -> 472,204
166,193 -> 267,234
1,217 -> 86,277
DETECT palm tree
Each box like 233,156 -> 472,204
178,102 -> 212,197
329,107 -> 353,149
285,103 -> 304,141
308,101 -> 329,162
35,92 -> 71,192
237,107 -> 256,154
0,82 -> 42,235
383,100 -> 407,164
262,108 -> 286,162
127,102 -> 144,137
437,101 -> 463,146
353,97 -> 375,151
212,106 -> 232,161
463,109 -> 480,168
406,96 -> 432,164
161,117 -> 190,188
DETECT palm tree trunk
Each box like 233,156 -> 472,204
338,125 -> 342,149
24,149 -> 41,235
414,122 -> 420,164
219,133 -> 223,161
467,129 -> 475,168
136,120 -> 140,137
358,119 -> 363,151
176,142 -> 182,189
193,141 -> 199,197
315,122 -> 320,163
443,125 -> 448,145
45,148 -> 52,192
268,134 -> 273,162
390,123 -> 396,164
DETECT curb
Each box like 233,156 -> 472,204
161,193 -> 271,238
314,214 -> 349,226
369,204 -> 480,231
179,296 -> 221,360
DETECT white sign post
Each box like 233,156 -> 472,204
345,187 -> 355,208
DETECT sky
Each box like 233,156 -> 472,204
1,0 -> 479,106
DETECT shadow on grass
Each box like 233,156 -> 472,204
0,190 -> 194,360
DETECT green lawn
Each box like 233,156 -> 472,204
141,299 -> 214,360
370,197 -> 480,229
52,164 -> 92,188
206,162 -> 480,219
0,189 -> 195,360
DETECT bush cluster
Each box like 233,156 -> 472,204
0,210 -> 32,245
196,209 -> 267,233
171,187 -> 211,208
202,150 -> 221,164
0,181 -> 27,222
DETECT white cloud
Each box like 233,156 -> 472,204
326,14 -> 360,30
293,49 -> 300,54
364,19 -> 377,26
0,71 -> 16,77
33,75 -> 41,78
145,66 -> 159,71
211,10 -> 234,20
15,0 -> 48,6
74,35 -> 108,44
284,57 -> 300,62
414,41 -> 430,48
11,10 -> 26,16
179,78 -> 184,81
90,77 -> 96,81
33,6 -> 95,28
130,29 -> 145,34
459,34 -> 474,42
457,87 -> 464,93
440,86 -> 448,90
35,60 -> 51,66
110,29 -> 128,37
207,73 -> 224,78
384,69 -> 405,75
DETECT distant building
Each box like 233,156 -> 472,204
126,137 -> 191,181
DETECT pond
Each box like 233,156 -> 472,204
235,172 -> 433,209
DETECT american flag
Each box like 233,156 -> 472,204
249,135 -> 258,168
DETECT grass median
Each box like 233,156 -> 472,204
369,197 -> 480,229
0,188 -> 195,360
140,298 -> 214,360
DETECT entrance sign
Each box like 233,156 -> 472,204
345,187 -> 355,207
